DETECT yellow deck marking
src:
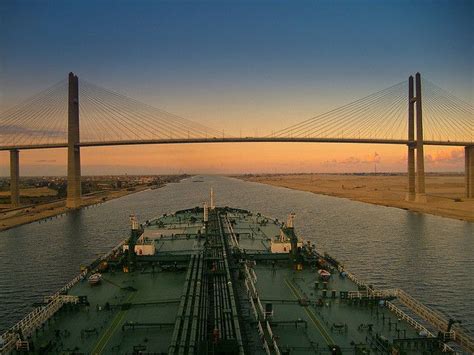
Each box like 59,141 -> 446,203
91,291 -> 136,354
285,278 -> 335,346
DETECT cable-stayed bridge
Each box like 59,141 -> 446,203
0,75 -> 471,148
1,72 -> 472,208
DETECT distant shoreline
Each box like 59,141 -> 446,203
0,186 -> 154,232
0,175 -> 194,232
234,174 -> 474,222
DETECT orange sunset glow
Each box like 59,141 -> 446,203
0,144 -> 465,176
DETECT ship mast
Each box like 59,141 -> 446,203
126,214 -> 142,272
286,213 -> 299,259
203,201 -> 209,231
210,188 -> 215,210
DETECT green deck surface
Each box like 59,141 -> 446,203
28,271 -> 185,354
6,207 -> 453,354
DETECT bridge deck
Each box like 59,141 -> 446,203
0,137 -> 472,151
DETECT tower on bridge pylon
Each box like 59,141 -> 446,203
405,72 -> 427,203
66,72 -> 82,209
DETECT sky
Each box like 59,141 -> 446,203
0,0 -> 472,175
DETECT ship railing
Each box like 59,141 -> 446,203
360,287 -> 472,352
441,342 -> 455,353
256,297 -> 265,319
266,321 -> 274,339
56,295 -> 79,303
386,301 -> 434,337
273,340 -> 281,355
395,289 -> 447,327
339,267 -> 368,289
243,270 -> 264,318
386,302 -> 455,353
262,339 -> 271,355
339,266 -> 473,353
345,286 -> 469,352
97,237 -> 129,263
249,268 -> 258,283
257,323 -> 271,355
248,291 -> 259,320
394,289 -> 474,353
46,238 -> 128,304
45,272 -> 86,302
0,295 -> 79,354
369,288 -> 398,298
347,290 -> 362,299
224,216 -> 240,247
347,288 -> 398,299
0,239 -> 129,354
244,278 -> 260,321
244,265 -> 259,299
341,265 -> 473,351
257,320 -> 279,355
243,261 -> 282,354
244,263 -> 257,284
247,276 -> 257,299
257,321 -> 275,355
265,321 -> 281,355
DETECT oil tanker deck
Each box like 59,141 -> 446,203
1,200 -> 473,354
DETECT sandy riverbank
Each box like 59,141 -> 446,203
0,186 -> 151,232
236,174 -> 474,222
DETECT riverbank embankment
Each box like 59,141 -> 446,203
236,174 -> 474,222
0,186 -> 152,232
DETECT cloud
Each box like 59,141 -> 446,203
322,152 -> 381,165
426,148 -> 464,166
340,156 -> 361,164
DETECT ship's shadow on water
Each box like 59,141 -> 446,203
0,175 -> 472,333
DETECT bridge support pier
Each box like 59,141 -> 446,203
66,72 -> 81,209
466,146 -> 474,199
10,149 -> 20,207
406,75 -> 416,201
414,73 -> 427,203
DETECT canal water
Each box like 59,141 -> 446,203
0,175 -> 473,334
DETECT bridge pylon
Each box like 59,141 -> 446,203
405,73 -> 426,203
466,146 -> 474,198
406,76 -> 416,201
66,72 -> 82,209
10,149 -> 20,207
414,72 -> 427,203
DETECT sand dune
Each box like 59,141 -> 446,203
237,174 -> 473,222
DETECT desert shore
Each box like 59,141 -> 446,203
237,174 -> 474,222
0,186 -> 150,232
